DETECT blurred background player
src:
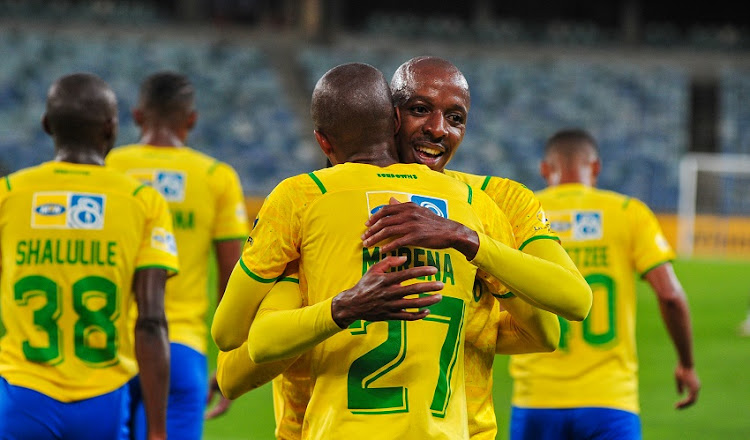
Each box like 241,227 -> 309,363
0,73 -> 176,440
508,128 -> 701,440
107,71 -> 249,439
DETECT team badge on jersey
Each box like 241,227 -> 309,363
127,169 -> 187,202
151,226 -> 178,256
573,211 -> 603,240
32,192 -> 106,230
547,210 -> 603,241
366,191 -> 448,218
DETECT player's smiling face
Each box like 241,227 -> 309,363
395,65 -> 469,172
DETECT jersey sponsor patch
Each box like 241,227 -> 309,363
366,191 -> 449,218
32,192 -> 106,230
546,210 -> 602,241
127,169 -> 187,202
151,226 -> 178,255
573,211 -> 603,240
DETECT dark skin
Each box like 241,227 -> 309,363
133,99 -> 245,419
542,138 -> 700,409
42,74 -> 169,440
331,256 -> 443,328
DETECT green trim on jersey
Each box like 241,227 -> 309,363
480,175 -> 491,191
207,160 -> 221,176
639,259 -> 672,278
4,175 -> 10,191
492,292 -> 516,299
519,235 -> 561,251
622,197 -> 631,210
466,183 -> 473,205
213,235 -> 248,243
278,277 -> 300,284
132,184 -> 147,196
239,259 -> 278,283
308,172 -> 327,194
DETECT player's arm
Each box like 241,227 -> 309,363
211,179 -> 301,351
362,198 -> 592,321
644,262 -> 700,409
494,295 -> 560,354
247,256 -> 443,364
214,270 -> 301,400
133,268 -> 170,440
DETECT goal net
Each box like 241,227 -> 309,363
677,153 -> 750,258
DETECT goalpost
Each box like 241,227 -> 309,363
677,153 -> 750,258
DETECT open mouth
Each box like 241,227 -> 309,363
413,144 -> 445,166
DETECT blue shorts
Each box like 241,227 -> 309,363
510,406 -> 642,440
128,342 -> 207,440
0,376 -> 130,440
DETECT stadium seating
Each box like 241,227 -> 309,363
1,28 -> 693,210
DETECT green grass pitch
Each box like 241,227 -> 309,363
202,258 -> 750,439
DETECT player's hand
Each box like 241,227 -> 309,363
205,372 -> 232,419
331,255 -> 444,328
674,364 -> 700,409
362,198 -> 479,259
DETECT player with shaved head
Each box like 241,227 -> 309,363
0,73 -> 177,439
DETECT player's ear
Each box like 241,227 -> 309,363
539,160 -> 549,180
132,108 -> 145,127
393,106 -> 401,135
591,158 -> 602,178
314,130 -> 334,157
186,110 -> 197,130
41,114 -> 51,135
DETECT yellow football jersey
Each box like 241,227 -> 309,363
107,145 -> 249,353
445,170 -> 558,439
239,162 -> 515,440
510,183 -> 675,413
0,161 -> 179,402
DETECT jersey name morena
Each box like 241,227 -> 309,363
362,246 -> 455,285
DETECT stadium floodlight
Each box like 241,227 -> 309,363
678,153 -> 750,257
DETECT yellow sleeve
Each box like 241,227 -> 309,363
134,184 -> 180,275
472,230 -> 592,322
211,177 -> 304,350
211,162 -> 250,241
216,279 -> 302,400
627,198 -> 676,276
247,286 -> 342,364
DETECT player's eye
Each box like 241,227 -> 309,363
447,113 -> 465,124
411,105 -> 428,114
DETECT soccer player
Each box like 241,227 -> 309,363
0,73 -> 177,440
508,128 -> 701,440
106,71 -> 249,438
213,62 -> 531,439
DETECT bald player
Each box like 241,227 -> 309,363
508,128 -> 700,440
0,73 -> 177,440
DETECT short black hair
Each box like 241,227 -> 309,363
311,63 -> 394,148
545,128 -> 599,157
46,72 -> 117,146
138,71 -> 194,124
